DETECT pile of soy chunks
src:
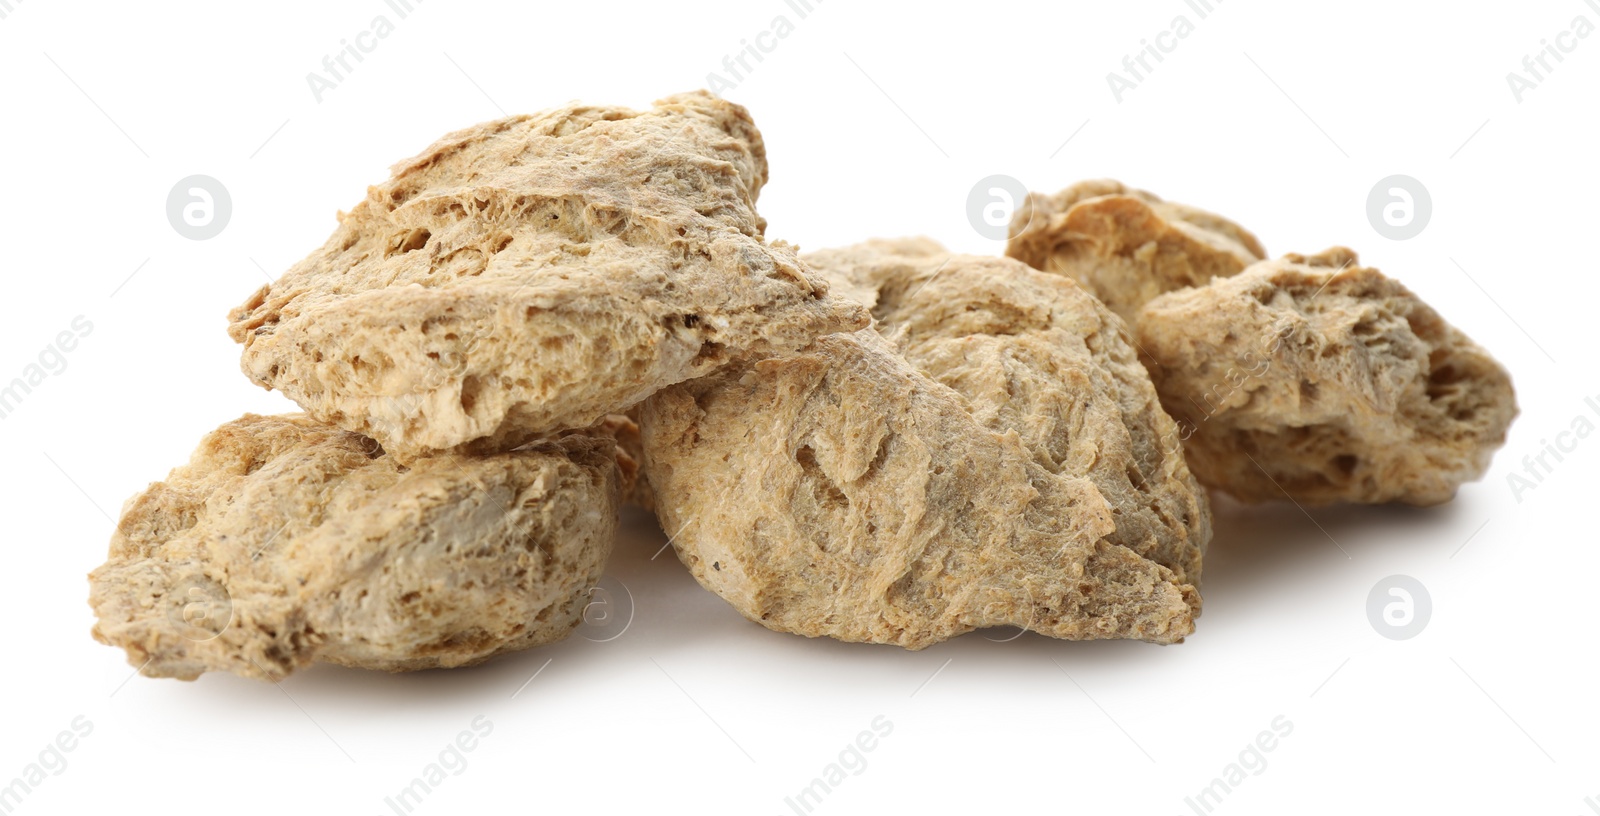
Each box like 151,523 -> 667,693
89,91 -> 1516,681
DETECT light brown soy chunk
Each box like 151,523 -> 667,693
228,90 -> 868,463
89,413 -> 620,680
802,237 -> 1210,586
1136,248 -> 1518,505
1006,179 -> 1265,323
639,298 -> 1199,649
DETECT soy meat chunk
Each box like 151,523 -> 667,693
228,91 -> 867,462
638,245 -> 1207,648
89,414 -> 619,680
1007,179 -> 1265,322
1136,248 -> 1518,505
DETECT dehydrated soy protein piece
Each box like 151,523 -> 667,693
804,238 -> 1209,585
638,248 -> 1204,648
1136,248 -> 1518,505
229,91 -> 867,462
1007,179 -> 1265,322
89,414 -> 619,680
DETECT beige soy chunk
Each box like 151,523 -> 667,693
89,414 -> 619,681
803,238 -> 1209,585
1006,179 -> 1266,322
1137,248 -> 1518,506
638,257 -> 1202,649
228,91 -> 868,463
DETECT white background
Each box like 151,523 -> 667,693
2,1 -> 1596,814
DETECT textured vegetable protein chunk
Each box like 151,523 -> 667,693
228,91 -> 868,462
1136,248 -> 1518,505
804,238 -> 1209,585
88,414 -> 620,681
637,244 -> 1204,649
1006,179 -> 1266,323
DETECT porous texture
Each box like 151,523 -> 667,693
89,414 -> 619,681
1006,179 -> 1266,323
228,91 -> 868,462
804,238 -> 1209,584
638,245 -> 1204,649
1137,248 -> 1518,505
